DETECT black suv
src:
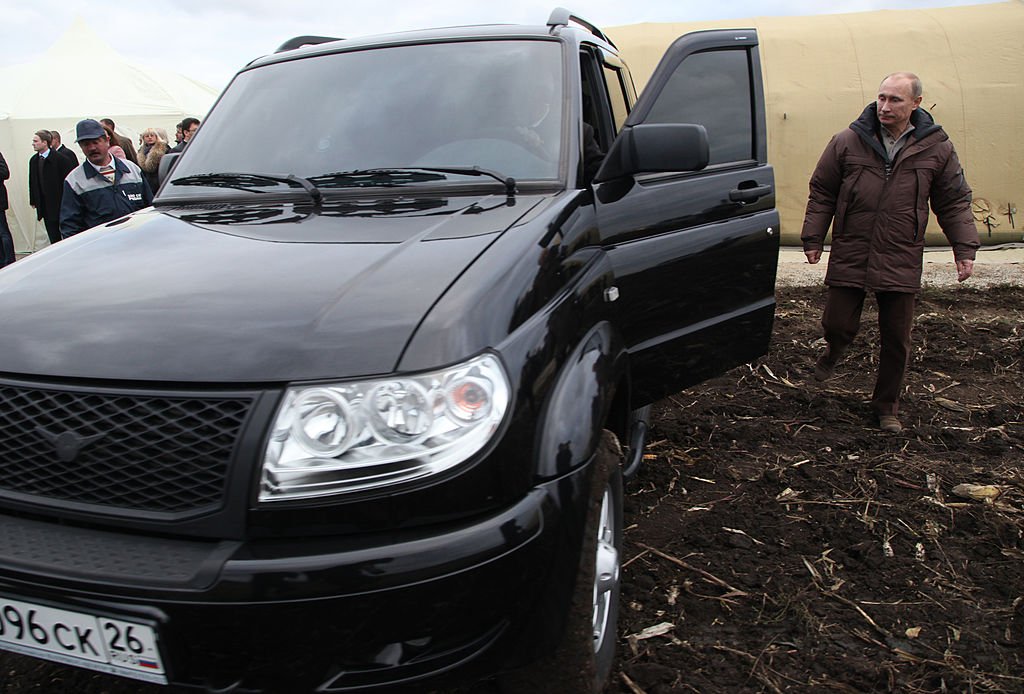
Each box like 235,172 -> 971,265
0,10 -> 778,692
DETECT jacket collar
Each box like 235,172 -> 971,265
849,103 -> 944,161
83,156 -> 130,180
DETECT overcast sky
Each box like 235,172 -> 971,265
0,0 -> 1002,92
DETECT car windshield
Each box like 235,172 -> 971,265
162,39 -> 564,199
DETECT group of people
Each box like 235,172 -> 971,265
0,73 -> 983,434
0,115 -> 200,268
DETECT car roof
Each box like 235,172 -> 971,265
246,22 -> 616,72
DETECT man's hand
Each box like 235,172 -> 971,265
956,258 -> 974,282
805,250 -> 822,264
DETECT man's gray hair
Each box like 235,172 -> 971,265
882,72 -> 923,99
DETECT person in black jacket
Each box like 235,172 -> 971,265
50,130 -> 79,167
28,130 -> 77,246
169,117 -> 200,153
0,149 -> 15,267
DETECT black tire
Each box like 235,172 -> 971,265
500,430 -> 624,693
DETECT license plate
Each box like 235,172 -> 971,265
0,596 -> 166,684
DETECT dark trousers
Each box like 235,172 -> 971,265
821,286 -> 917,417
0,211 -> 15,267
43,217 -> 62,246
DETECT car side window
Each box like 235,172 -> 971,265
643,49 -> 754,166
580,53 -> 605,142
602,65 -> 630,133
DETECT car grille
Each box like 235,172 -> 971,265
0,382 -> 255,514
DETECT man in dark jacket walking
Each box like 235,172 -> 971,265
28,130 -> 78,245
801,72 -> 979,433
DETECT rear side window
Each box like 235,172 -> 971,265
602,66 -> 630,133
643,49 -> 753,165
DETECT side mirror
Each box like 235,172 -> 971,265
594,124 -> 709,183
157,152 -> 181,187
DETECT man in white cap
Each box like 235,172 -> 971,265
60,119 -> 152,238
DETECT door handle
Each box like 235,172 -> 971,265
729,184 -> 772,203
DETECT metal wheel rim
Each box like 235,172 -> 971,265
592,485 -> 620,652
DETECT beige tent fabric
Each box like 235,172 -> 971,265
608,1 -> 1024,246
0,18 -> 218,253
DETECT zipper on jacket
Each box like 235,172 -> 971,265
913,169 -> 921,241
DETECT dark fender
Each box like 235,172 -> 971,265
535,321 -> 627,480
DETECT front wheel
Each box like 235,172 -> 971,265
501,430 -> 624,693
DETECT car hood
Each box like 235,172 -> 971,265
0,193 -> 546,382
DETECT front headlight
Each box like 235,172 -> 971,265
259,354 -> 509,501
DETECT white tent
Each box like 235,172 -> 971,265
0,17 -> 219,254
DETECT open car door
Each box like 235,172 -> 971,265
593,29 -> 779,404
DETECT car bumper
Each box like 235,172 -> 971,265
0,465 -> 593,692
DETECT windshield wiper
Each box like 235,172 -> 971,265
409,167 -> 516,196
311,167 -> 516,197
170,172 -> 322,206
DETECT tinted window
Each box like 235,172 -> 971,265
164,40 -> 564,198
644,49 -> 753,165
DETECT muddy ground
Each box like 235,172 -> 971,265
0,285 -> 1021,693
616,285 -> 1023,694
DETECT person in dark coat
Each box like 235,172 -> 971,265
0,149 -> 15,267
169,117 -> 200,153
49,130 -> 79,167
100,118 -> 139,165
28,129 -> 77,246
801,72 -> 980,433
